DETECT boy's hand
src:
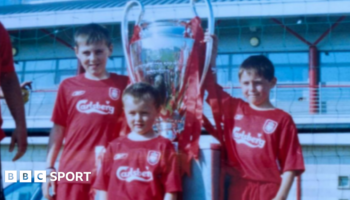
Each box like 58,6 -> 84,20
9,125 -> 27,161
42,175 -> 56,200
164,192 -> 177,200
273,171 -> 296,200
96,190 -> 108,200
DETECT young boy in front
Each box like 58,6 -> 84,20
207,55 -> 305,200
42,23 -> 128,200
93,83 -> 181,200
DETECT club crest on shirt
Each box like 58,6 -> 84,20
72,90 -> 85,96
263,119 -> 278,134
109,87 -> 120,100
147,151 -> 161,165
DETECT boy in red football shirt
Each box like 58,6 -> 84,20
42,23 -> 128,200
206,53 -> 305,200
93,83 -> 181,200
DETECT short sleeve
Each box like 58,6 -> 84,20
111,74 -> 130,138
161,142 -> 182,193
0,23 -> 15,73
121,75 -> 130,87
93,145 -> 113,191
51,82 -> 68,127
278,116 -> 305,175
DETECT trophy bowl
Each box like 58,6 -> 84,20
129,20 -> 194,140
122,0 -> 214,141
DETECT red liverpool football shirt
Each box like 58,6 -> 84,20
222,97 -> 305,183
0,22 -> 16,141
93,136 -> 182,200
51,73 -> 128,183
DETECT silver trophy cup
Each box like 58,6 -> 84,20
122,0 -> 214,141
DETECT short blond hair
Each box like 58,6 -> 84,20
122,82 -> 163,109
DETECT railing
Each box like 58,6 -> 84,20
224,84 -> 350,115
2,84 -> 350,128
1,90 -> 57,129
203,84 -> 350,123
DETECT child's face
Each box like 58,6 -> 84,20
75,36 -> 112,78
123,95 -> 159,135
239,70 -> 276,107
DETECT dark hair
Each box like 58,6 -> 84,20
122,82 -> 163,109
238,55 -> 275,81
74,23 -> 112,47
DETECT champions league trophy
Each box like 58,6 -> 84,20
122,0 -> 214,141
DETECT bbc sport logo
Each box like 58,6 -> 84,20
4,170 -> 91,183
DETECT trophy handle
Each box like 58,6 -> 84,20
190,0 -> 215,87
121,1 -> 144,83
190,0 -> 199,16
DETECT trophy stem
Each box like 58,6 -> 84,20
156,117 -> 185,141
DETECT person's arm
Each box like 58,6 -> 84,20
204,32 -> 236,104
161,142 -> 182,199
0,81 -> 32,99
203,33 -> 232,141
275,116 -> 305,200
272,171 -> 296,200
93,145 -> 113,199
46,124 -> 65,168
96,190 -> 107,200
42,124 -> 65,200
164,192 -> 177,200
0,71 -> 27,161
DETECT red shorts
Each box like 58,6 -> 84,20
228,177 -> 280,200
55,183 -> 94,200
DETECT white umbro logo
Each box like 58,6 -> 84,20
234,114 -> 243,120
114,153 -> 128,160
72,90 -> 85,96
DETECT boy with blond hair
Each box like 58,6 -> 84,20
93,83 -> 181,200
